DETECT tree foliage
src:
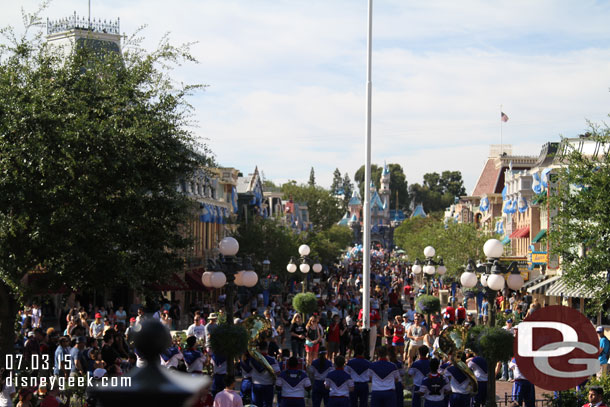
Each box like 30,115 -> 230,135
342,173 -> 354,213
307,224 -> 352,266
354,164 -> 410,211
209,323 -> 249,359
308,167 -> 316,187
548,125 -> 610,310
331,168 -> 342,194
394,217 -> 488,276
467,326 -> 514,363
292,292 -> 318,315
409,171 -> 466,214
281,182 -> 343,231
416,294 -> 440,316
0,8 -> 210,355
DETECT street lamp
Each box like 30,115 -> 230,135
412,246 -> 446,295
201,236 -> 258,374
286,244 -> 322,292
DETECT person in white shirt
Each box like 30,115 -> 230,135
186,316 -> 207,343
213,375 -> 243,407
30,303 -> 42,328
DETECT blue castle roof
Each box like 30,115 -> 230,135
411,204 -> 427,218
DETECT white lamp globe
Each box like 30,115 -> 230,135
507,273 -> 524,291
436,265 -> 447,275
313,263 -> 323,273
460,271 -> 477,288
201,271 -> 214,287
481,274 -> 488,287
287,263 -> 297,273
483,239 -> 504,259
210,272 -> 227,288
424,265 -> 436,275
423,246 -> 436,258
412,264 -> 422,274
299,263 -> 310,273
242,271 -> 258,287
234,271 -> 244,286
298,244 -> 311,257
487,274 -> 506,291
219,237 -> 239,256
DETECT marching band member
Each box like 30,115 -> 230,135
309,347 -> 333,407
325,355 -> 354,407
345,344 -> 372,407
276,356 -> 311,407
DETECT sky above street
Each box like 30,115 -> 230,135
3,1 -> 610,195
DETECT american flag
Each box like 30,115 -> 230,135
501,112 -> 509,122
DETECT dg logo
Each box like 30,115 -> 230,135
514,305 -> 600,391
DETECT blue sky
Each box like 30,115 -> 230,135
3,1 -> 610,194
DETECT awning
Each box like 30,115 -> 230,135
527,275 -> 561,294
510,227 -> 530,239
546,278 -> 595,299
501,236 -> 511,245
522,274 -> 545,290
150,273 -> 190,291
185,268 -> 206,290
532,229 -> 547,243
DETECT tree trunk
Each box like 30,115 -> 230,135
0,281 -> 19,360
486,358 -> 498,407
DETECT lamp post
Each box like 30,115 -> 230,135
286,244 -> 322,293
411,246 -> 447,296
459,238 -> 524,407
201,236 -> 258,375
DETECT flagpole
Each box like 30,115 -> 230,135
500,104 -> 503,156
362,0 -> 373,359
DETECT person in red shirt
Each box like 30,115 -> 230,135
403,284 -> 412,297
392,315 -> 405,355
326,315 -> 341,361
582,386 -> 607,407
444,305 -> 456,324
455,305 -> 467,325
40,386 -> 65,407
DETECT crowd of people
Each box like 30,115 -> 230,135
2,248 -> 607,407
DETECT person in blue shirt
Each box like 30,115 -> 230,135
370,347 -> 400,407
597,326 -> 610,377
407,346 -> 430,407
418,358 -> 450,407
308,348 -> 333,407
325,355 -> 354,407
276,356 -> 311,407
345,344 -> 372,407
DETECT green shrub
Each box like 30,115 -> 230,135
416,294 -> 440,316
209,323 -> 249,359
467,326 -> 514,363
292,292 -> 318,315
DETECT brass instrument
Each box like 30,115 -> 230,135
435,325 -> 478,395
242,314 -> 276,380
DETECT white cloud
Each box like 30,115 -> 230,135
3,0 -> 610,194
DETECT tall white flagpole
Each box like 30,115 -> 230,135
362,0 -> 373,358
500,104 -> 503,156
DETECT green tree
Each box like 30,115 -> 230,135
394,217 -> 488,276
307,224 -> 352,265
549,126 -> 610,312
0,10 -> 210,356
354,164 -> 410,210
331,168 -> 343,195
281,183 -> 343,231
233,217 -> 300,284
309,167 -> 316,187
410,171 -> 466,215
342,173 -> 354,213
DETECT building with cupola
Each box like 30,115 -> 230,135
339,163 -> 403,249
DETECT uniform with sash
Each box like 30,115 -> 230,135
345,356 -> 372,407
467,356 -> 487,407
325,368 -> 354,407
444,363 -> 473,407
183,347 -> 206,374
393,360 -> 405,407
211,353 -> 227,396
419,372 -> 450,407
250,353 -> 281,407
370,358 -> 400,407
240,358 -> 253,404
160,345 -> 183,369
309,358 -> 333,407
276,368 -> 311,407
407,358 -> 430,407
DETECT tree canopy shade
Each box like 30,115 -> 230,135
354,163 -> 410,211
393,217 -> 489,276
409,170 -> 466,215
548,125 -> 610,312
280,182 -> 343,231
0,9 -> 211,355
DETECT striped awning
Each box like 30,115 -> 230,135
546,278 -> 595,299
522,274 -> 545,290
532,229 -> 547,243
510,227 -> 530,239
527,275 -> 561,294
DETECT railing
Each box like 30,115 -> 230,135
47,12 -> 119,35
498,392 -> 552,406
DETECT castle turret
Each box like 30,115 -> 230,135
46,12 -> 121,52
380,163 -> 391,220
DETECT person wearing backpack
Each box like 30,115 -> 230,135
597,326 -> 610,377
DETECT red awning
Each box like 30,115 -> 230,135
509,227 -> 530,239
185,268 -> 206,290
150,273 -> 190,291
